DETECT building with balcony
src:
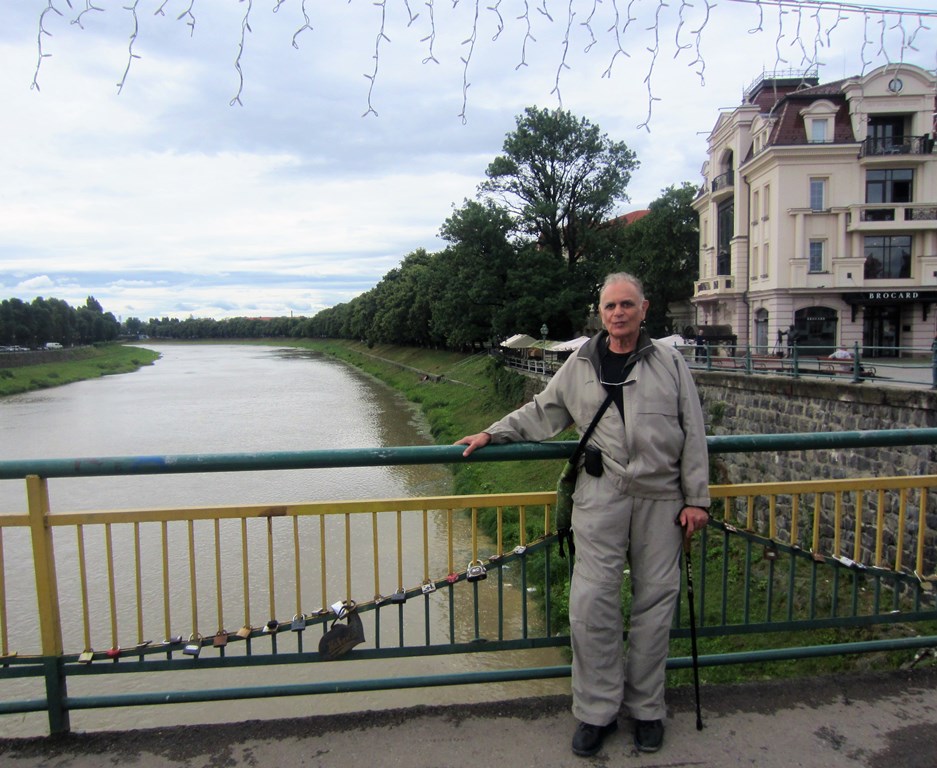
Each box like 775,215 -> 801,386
692,64 -> 937,357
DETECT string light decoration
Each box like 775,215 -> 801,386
28,0 -> 937,128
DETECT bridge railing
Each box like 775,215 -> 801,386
1,430 -> 936,735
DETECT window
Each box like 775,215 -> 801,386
866,169 -> 913,204
751,246 -> 758,278
810,119 -> 828,143
864,235 -> 911,279
809,240 -> 825,273
809,178 -> 826,211
762,243 -> 770,278
717,199 -> 733,275
752,190 -> 760,224
763,185 -> 770,220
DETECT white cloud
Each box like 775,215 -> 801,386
1,0 -> 934,321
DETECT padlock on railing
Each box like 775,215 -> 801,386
183,634 -> 202,657
390,587 -> 407,604
106,646 -> 121,659
235,625 -> 252,639
213,630 -> 229,648
291,614 -> 306,632
263,619 -> 279,634
466,559 -> 487,582
420,579 -> 437,595
78,649 -> 94,664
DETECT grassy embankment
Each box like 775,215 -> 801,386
0,344 -> 160,397
293,338 -> 936,685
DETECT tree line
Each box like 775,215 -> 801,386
4,108 -> 700,349
0,295 -> 120,349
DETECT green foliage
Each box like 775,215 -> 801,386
614,182 -> 700,336
480,106 -> 639,268
0,295 -> 120,348
305,105 -> 641,347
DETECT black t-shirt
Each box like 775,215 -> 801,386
599,346 -> 634,417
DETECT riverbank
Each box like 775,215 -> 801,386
0,344 -> 159,397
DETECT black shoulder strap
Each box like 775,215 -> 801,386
570,390 -> 614,466
570,358 -> 637,464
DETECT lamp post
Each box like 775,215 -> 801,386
540,323 -> 548,374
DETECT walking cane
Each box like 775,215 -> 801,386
684,536 -> 704,730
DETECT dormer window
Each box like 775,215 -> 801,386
810,118 -> 829,143
801,100 -> 838,144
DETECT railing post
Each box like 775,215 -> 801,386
791,345 -> 800,378
26,474 -> 69,735
852,342 -> 862,384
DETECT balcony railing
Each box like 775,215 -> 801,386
856,204 -> 937,223
711,171 -> 734,193
860,135 -> 934,157
694,275 -> 735,295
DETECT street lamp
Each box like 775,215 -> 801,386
540,323 -> 548,374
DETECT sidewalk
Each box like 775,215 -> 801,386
1,666 -> 935,768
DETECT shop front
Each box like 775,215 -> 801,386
842,290 -> 937,356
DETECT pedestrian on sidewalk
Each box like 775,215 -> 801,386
456,272 -> 710,758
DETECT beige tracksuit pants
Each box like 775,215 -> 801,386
568,470 -> 684,726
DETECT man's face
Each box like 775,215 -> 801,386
600,279 -> 649,346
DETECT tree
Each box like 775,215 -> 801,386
616,183 -> 700,336
432,200 -> 518,348
479,107 -> 638,268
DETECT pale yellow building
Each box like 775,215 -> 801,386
692,64 -> 937,357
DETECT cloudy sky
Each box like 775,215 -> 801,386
1,1 -> 934,322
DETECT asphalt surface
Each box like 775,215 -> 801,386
1,666 -> 935,768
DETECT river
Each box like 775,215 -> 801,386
0,344 -> 568,737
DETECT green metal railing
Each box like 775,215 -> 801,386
1,429 -> 936,735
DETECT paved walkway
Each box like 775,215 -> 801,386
1,666 -> 935,768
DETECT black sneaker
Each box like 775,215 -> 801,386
571,720 -> 618,757
634,719 -> 664,753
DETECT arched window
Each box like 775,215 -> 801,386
794,307 -> 838,355
754,309 -> 769,354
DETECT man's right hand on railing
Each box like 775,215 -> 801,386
455,431 -> 492,457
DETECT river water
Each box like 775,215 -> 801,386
0,344 -> 568,736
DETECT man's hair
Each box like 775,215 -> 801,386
601,272 -> 645,301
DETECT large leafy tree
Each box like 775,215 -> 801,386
616,183 -> 700,336
479,106 -> 638,269
433,199 -> 518,348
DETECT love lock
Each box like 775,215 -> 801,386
213,630 -> 229,648
420,579 -> 437,595
183,634 -> 202,657
263,619 -> 279,634
291,614 -> 306,632
78,649 -> 94,664
106,646 -> 121,659
446,572 -> 460,584
466,559 -> 487,582
235,625 -> 252,639
390,587 -> 407,604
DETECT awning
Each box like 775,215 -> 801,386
654,334 -> 690,347
549,336 -> 590,352
500,334 -> 537,349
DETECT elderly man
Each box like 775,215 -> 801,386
457,272 -> 710,756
